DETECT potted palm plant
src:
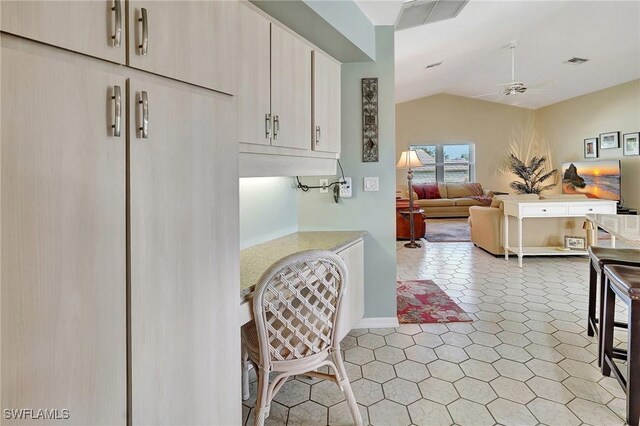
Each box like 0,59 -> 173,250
506,153 -> 558,194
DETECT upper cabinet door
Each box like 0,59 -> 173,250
313,50 -> 342,154
237,5 -> 271,146
129,76 -> 240,426
1,39 -> 126,424
128,1 -> 237,94
0,0 -> 126,64
270,25 -> 312,150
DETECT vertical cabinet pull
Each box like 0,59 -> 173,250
315,126 -> 321,145
112,85 -> 122,137
111,0 -> 122,47
139,8 -> 148,56
265,113 -> 272,139
139,91 -> 149,139
273,115 -> 280,140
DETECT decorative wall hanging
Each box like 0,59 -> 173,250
623,132 -> 640,156
599,131 -> 620,149
584,137 -> 598,158
362,78 -> 379,162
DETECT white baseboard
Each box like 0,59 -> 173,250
353,317 -> 399,329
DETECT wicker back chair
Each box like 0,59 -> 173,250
241,250 -> 362,426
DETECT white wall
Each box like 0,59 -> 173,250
298,26 -> 397,319
239,177 -> 298,249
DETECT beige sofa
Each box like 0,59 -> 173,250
399,183 -> 491,218
468,194 -> 587,255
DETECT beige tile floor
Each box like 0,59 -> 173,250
242,240 -> 630,425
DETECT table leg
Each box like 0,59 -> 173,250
611,235 -> 616,248
518,218 -> 523,268
504,212 -> 509,261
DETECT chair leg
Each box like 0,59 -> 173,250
627,300 -> 640,426
332,349 -> 363,426
601,276 -> 616,377
587,260 -> 597,337
598,267 -> 608,367
242,346 -> 250,401
253,367 -> 270,426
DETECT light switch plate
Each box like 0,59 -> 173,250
339,177 -> 352,198
364,177 -> 379,192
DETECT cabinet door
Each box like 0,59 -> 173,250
313,51 -> 342,154
237,5 -> 271,146
1,41 -> 126,424
336,241 -> 365,342
128,1 -> 237,94
0,0 -> 125,64
271,25 -> 312,150
129,77 -> 240,425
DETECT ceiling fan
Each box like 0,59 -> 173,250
472,41 -> 555,100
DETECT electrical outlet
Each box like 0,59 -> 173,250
319,178 -> 329,193
364,177 -> 379,192
339,177 -> 352,198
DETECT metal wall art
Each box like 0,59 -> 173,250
362,78 -> 379,162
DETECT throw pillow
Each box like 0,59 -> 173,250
413,183 -> 441,199
490,198 -> 502,208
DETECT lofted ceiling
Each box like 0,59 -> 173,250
355,0 -> 640,109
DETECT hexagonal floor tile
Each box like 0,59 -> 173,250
328,401 -> 369,426
385,332 -> 415,349
525,358 -> 569,381
350,379 -> 384,407
435,344 -> 469,363
374,345 -> 406,364
494,359 -> 534,381
459,359 -> 499,382
487,398 -> 537,426
526,376 -> 574,404
344,346 -> 374,365
368,399 -> 411,426
495,344 -> 533,363
567,398 -> 625,425
396,323 -> 423,336
418,377 -> 459,405
361,360 -> 396,384
447,398 -> 495,426
441,331 -> 473,348
454,377 -> 497,404
408,399 -> 453,426
490,376 -> 535,404
310,380 -> 346,407
527,397 -> 581,426
383,377 -> 422,405
272,379 -> 310,407
287,401 -> 328,426
404,345 -> 438,364
413,332 -> 445,348
427,359 -> 465,382
563,376 -> 614,404
356,333 -> 386,350
464,344 -> 501,363
394,359 -> 430,383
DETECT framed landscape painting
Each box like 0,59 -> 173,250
584,138 -> 598,158
599,131 -> 620,149
623,132 -> 640,156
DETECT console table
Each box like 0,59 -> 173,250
503,199 -> 617,267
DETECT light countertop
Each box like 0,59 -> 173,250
240,231 -> 366,300
586,214 -> 640,247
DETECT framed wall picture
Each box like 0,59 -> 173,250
599,131 -> 620,149
623,132 -> 640,156
564,235 -> 586,250
584,137 -> 598,158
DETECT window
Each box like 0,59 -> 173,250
410,143 -> 475,184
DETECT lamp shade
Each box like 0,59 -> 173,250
397,150 -> 423,169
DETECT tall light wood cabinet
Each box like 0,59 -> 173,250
0,0 -> 126,64
127,1 -> 238,94
129,76 -> 239,425
1,38 -> 127,425
238,6 -> 311,151
313,50 -> 342,154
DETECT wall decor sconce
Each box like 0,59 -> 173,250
362,77 -> 378,162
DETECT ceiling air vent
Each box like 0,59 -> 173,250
425,61 -> 443,69
564,57 -> 589,65
396,0 -> 469,31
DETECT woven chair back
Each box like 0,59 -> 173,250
252,250 -> 348,364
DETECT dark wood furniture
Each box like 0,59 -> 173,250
586,247 -> 640,366
601,264 -> 640,426
396,199 -> 425,240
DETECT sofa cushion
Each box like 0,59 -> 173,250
416,198 -> 456,207
438,183 -> 448,198
455,198 -> 487,207
446,183 -> 483,198
412,183 -> 441,199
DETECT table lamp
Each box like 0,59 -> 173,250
397,150 -> 423,248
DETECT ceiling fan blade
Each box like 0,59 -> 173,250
471,91 -> 502,98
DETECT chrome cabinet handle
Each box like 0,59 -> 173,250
139,8 -> 148,55
542,209 -> 547,212
139,91 -> 149,138
265,113 -> 272,139
588,208 -> 593,211
273,115 -> 280,140
112,85 -> 122,137
315,126 -> 321,144
111,0 -> 122,47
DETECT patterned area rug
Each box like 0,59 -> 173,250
424,218 -> 471,242
397,279 -> 473,324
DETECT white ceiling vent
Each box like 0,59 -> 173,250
564,57 -> 589,65
396,0 -> 468,31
